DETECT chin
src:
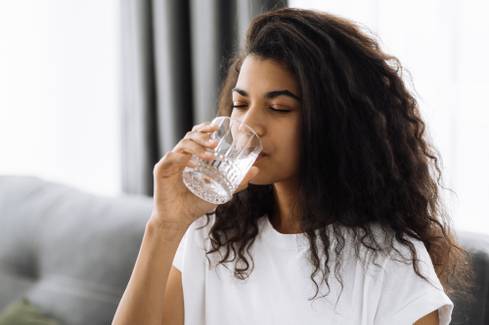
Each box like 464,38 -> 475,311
249,174 -> 273,186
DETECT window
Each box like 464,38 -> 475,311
0,0 -> 121,196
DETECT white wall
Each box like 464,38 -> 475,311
290,0 -> 489,234
0,0 -> 121,196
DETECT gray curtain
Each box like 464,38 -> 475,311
120,0 -> 287,195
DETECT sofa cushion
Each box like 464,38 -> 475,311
0,297 -> 59,325
1,175 -> 488,324
450,231 -> 489,325
0,175 -> 153,325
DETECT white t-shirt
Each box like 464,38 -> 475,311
172,214 -> 453,325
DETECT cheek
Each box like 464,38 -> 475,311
230,110 -> 239,119
271,137 -> 300,170
279,132 -> 301,171
280,131 -> 300,157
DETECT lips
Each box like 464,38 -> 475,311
256,153 -> 267,161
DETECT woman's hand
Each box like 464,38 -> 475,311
149,121 -> 260,228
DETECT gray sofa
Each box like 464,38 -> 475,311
0,175 -> 152,324
0,175 -> 488,324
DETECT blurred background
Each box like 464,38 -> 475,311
1,0 -> 487,234
0,1 -> 488,324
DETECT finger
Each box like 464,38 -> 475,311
192,122 -> 219,133
184,125 -> 220,147
191,121 -> 214,132
234,166 -> 260,193
173,138 -> 216,161
192,125 -> 219,137
154,123 -> 221,179
187,129 -> 219,148
154,151 -> 193,178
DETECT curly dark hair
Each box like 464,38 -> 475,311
199,7 -> 474,302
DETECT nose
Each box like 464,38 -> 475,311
238,108 -> 265,138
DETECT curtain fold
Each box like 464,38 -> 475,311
120,0 -> 287,195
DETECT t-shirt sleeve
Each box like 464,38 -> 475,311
375,237 -> 454,325
172,224 -> 191,272
171,214 -> 211,272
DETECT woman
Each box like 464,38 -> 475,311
113,7 -> 473,325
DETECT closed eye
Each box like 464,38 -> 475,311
231,105 -> 291,113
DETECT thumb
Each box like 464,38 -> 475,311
234,166 -> 260,193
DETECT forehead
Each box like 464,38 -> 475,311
235,55 -> 300,96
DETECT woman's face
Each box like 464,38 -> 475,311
230,54 -> 302,185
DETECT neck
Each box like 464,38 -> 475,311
270,179 -> 302,234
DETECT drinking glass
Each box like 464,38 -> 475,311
182,116 -> 262,204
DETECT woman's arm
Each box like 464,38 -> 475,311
413,310 -> 439,325
112,217 -> 188,325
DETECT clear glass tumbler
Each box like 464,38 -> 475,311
182,116 -> 262,204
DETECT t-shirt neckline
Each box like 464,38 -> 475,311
260,214 -> 310,250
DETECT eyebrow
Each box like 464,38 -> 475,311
232,87 -> 302,102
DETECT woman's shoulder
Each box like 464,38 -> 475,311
354,223 -> 444,290
183,213 -> 217,249
363,225 -> 453,324
190,213 -> 216,231
338,223 -> 435,275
